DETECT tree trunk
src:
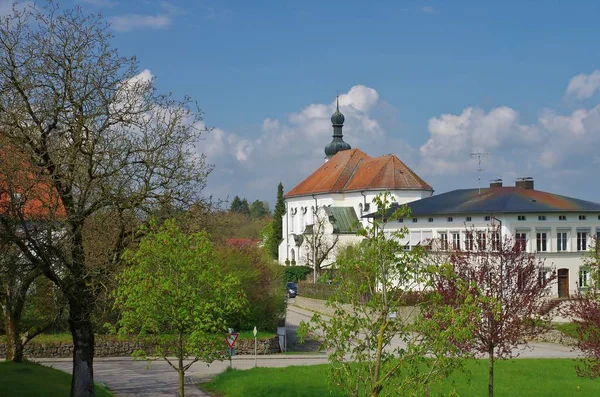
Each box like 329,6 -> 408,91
488,345 -> 494,397
4,308 -> 24,362
178,356 -> 185,397
69,301 -> 95,397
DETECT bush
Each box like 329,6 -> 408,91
216,244 -> 285,331
284,266 -> 312,282
298,282 -> 336,300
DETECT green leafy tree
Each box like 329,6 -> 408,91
114,220 -> 247,397
266,182 -> 285,259
216,244 -> 285,331
298,192 -> 475,397
239,198 -> 250,217
250,199 -> 267,219
230,196 -> 243,213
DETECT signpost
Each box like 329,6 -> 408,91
253,326 -> 258,368
225,329 -> 239,369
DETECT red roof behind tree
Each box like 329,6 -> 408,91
0,141 -> 65,219
285,148 -> 432,198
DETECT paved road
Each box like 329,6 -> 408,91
36,300 -> 580,396
286,303 -> 582,359
36,303 -> 328,397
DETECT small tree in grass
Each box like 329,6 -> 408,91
114,220 -> 247,397
565,235 -> 600,378
298,192 -> 477,397
434,227 -> 556,397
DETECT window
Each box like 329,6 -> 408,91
452,232 -> 460,250
579,267 -> 590,289
559,215 -> 567,221
428,218 -> 434,223
538,268 -> 550,287
577,232 -> 588,251
536,232 -> 547,252
515,232 -> 527,252
557,232 -> 568,252
477,231 -> 486,250
485,215 -> 491,221
538,215 -> 546,221
439,233 -> 448,251
466,216 -> 472,222
491,231 -> 500,251
465,232 -> 474,251
447,217 -> 453,222
412,218 -> 418,223
518,215 -> 526,221
598,215 -> 600,220
398,218 -> 403,223
579,215 -> 587,220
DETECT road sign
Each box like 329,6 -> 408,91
226,333 -> 239,349
253,326 -> 257,337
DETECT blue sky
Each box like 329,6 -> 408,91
14,0 -> 600,205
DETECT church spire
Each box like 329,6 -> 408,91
324,95 -> 351,160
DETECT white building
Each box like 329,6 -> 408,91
278,99 -> 600,297
363,178 -> 600,298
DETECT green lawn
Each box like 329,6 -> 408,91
200,359 -> 600,397
0,361 -> 112,397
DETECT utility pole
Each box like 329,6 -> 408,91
471,152 -> 488,194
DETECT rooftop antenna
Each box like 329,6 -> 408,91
470,152 -> 488,194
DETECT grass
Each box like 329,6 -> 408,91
553,322 -> 581,339
0,361 -> 112,397
236,331 -> 277,340
200,359 -> 600,397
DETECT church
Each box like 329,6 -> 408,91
278,98 -> 600,298
277,99 -> 434,268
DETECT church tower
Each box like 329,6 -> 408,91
324,96 -> 351,160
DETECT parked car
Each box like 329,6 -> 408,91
286,282 -> 298,298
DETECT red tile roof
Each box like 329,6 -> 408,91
285,149 -> 432,198
0,142 -> 65,219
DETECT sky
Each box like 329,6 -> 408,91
6,0 -> 600,206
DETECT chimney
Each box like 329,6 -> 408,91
489,179 -> 503,188
516,177 -> 534,190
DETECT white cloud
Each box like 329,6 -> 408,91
110,13 -> 171,32
202,85 -> 393,201
565,69 -> 600,99
202,74 -> 600,204
422,6 -> 434,13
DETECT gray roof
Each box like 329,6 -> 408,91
364,187 -> 600,218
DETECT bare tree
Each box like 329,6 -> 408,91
434,227 -> 556,397
0,3 -> 210,396
302,209 -> 339,280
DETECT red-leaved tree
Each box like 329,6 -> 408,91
433,227 -> 556,397
564,235 -> 600,378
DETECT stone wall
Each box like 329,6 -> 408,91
0,336 -> 280,358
